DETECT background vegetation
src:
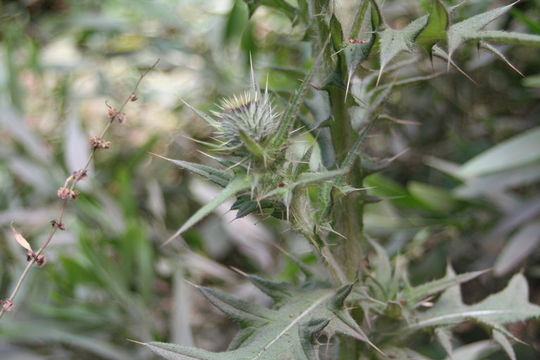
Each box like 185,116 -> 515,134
0,0 -> 539,359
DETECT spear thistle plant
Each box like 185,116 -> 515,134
147,1 -> 540,359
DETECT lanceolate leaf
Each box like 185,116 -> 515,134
143,343 -> 220,360
199,286 -> 272,327
152,153 -> 232,187
467,30 -> 540,46
180,99 -> 219,128
271,37 -> 329,149
493,221 -> 540,276
145,280 -> 377,360
457,126 -> 540,177
405,268 -> 487,304
416,0 -> 449,54
10,223 -> 32,252
243,0 -> 298,22
444,341 -> 497,360
238,130 -> 266,162
260,169 -> 348,200
163,176 -> 251,245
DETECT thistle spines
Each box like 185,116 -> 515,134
186,68 -> 283,169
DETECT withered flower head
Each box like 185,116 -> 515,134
89,136 -> 111,150
72,169 -> 88,181
26,251 -> 46,267
107,104 -> 118,120
117,112 -> 127,124
1,299 -> 13,312
50,219 -> 65,230
57,186 -> 77,200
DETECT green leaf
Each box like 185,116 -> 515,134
492,330 -> 516,360
243,0 -> 297,22
145,281 -> 377,360
416,0 -> 449,53
410,272 -> 540,329
261,169 -> 347,200
523,73 -> 540,88
405,267 -> 487,304
143,342 -> 219,360
447,3 -> 515,57
164,176 -> 251,245
494,221 -> 540,276
435,327 -> 454,360
364,173 -> 430,211
180,99 -> 219,128
247,275 -> 293,307
199,286 -> 271,327
271,37 -> 329,149
224,0 -> 249,44
464,30 -> 540,46
329,14 -> 343,52
444,341 -> 497,360
0,320 -> 133,360
455,160 -> 540,198
153,153 -> 232,187
457,126 -> 540,177
370,240 -> 392,294
238,129 -> 266,162
407,181 -> 458,214
511,8 -> 540,34
378,15 -> 429,82
344,0 -> 381,94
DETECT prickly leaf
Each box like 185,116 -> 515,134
153,154 -> 232,187
378,15 -> 429,82
146,280 -> 376,360
163,176 -> 251,245
410,272 -> 540,329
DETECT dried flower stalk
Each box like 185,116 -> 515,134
0,59 -> 159,318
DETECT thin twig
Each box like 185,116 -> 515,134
0,59 -> 159,319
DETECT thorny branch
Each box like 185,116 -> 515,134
0,59 -> 159,318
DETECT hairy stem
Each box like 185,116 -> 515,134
328,87 -> 365,282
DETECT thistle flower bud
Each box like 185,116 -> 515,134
213,89 -> 278,149
184,67 -> 283,167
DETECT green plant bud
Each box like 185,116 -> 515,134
384,301 -> 402,319
213,87 -> 279,153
